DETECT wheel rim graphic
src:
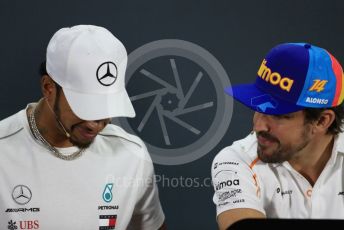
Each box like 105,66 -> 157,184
115,39 -> 233,165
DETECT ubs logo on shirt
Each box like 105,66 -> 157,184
7,220 -> 17,230
7,220 -> 39,230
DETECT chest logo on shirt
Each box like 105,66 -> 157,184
276,187 -> 293,197
12,185 -> 32,205
7,220 -> 17,230
99,215 -> 117,230
7,220 -> 39,230
102,183 -> 114,203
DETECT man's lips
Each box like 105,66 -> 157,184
257,133 -> 278,146
75,126 -> 97,141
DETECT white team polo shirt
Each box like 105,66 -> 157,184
212,132 -> 344,218
0,105 -> 165,230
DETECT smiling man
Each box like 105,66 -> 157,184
0,25 -> 166,230
211,43 -> 344,230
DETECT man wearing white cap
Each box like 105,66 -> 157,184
0,25 -> 166,230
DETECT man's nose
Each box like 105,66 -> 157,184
84,119 -> 109,131
253,112 -> 270,132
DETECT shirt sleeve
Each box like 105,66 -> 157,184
127,146 -> 165,230
211,144 -> 265,217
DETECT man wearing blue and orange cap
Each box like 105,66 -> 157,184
211,43 -> 344,229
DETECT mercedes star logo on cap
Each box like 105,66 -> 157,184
96,61 -> 118,86
12,185 -> 32,205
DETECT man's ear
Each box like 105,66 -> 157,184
313,110 -> 335,134
41,75 -> 56,99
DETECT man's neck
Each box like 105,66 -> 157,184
28,100 -> 74,148
288,134 -> 335,186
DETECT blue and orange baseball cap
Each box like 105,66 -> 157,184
225,43 -> 344,115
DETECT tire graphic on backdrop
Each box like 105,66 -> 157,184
114,39 -> 233,165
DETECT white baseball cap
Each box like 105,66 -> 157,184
46,25 -> 135,120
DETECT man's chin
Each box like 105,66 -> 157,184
258,147 -> 278,163
258,149 -> 287,163
70,137 -> 93,148
258,145 -> 272,156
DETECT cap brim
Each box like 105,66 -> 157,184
63,88 -> 136,120
225,84 -> 304,115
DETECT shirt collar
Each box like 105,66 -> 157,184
335,132 -> 344,154
328,133 -> 344,166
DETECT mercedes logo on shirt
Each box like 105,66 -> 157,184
12,185 -> 32,205
96,61 -> 118,86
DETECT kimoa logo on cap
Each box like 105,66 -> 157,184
257,59 -> 294,92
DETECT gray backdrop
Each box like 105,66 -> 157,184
1,0 -> 344,229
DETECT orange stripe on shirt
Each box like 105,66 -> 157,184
249,157 -> 261,197
249,157 -> 259,169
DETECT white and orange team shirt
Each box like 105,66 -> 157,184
212,132 -> 344,219
0,104 -> 165,230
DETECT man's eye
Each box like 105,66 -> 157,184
273,114 -> 291,119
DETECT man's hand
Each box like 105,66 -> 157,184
218,208 -> 265,230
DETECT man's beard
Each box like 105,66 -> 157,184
69,132 -> 94,148
256,126 -> 311,163
54,116 -> 95,149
